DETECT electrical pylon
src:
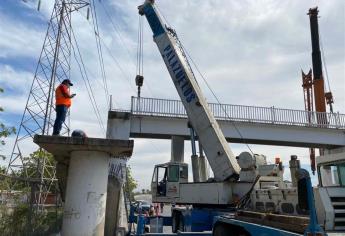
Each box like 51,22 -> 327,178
6,0 -> 89,211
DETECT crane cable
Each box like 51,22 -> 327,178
73,6 -> 166,154
136,16 -> 144,77
320,34 -> 334,101
98,1 -> 157,98
155,3 -> 255,156
183,46 -> 255,156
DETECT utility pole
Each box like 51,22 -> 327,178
6,0 -> 89,213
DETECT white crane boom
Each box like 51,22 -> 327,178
138,0 -> 240,181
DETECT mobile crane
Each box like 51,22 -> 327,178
134,1 -> 345,235
138,0 -> 251,207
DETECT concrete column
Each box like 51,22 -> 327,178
289,155 -> 300,187
171,136 -> 184,163
105,159 -> 127,236
33,135 -> 133,236
62,150 -> 109,236
106,111 -> 131,140
191,155 -> 200,182
199,155 -> 208,182
198,144 -> 208,182
104,175 -> 121,236
105,111 -> 131,236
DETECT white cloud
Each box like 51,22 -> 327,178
0,65 -> 33,92
0,12 -> 45,58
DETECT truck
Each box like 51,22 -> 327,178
133,1 -> 345,235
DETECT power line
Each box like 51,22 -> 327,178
96,1 -> 157,98
99,0 -> 137,69
77,4 -> 158,99
70,25 -> 106,134
75,10 -> 137,93
90,0 -> 110,106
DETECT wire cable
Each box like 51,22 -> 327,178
99,0 -> 137,69
136,15 -> 144,76
155,6 -> 255,155
90,0 -> 110,106
71,26 -> 106,134
182,45 -> 255,155
319,35 -> 333,96
76,10 -> 137,93
77,5 -> 158,99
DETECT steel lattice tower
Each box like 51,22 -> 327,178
6,0 -> 88,210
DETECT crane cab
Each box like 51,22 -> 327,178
151,162 -> 188,203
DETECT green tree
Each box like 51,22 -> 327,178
125,166 -> 138,201
22,150 -> 56,179
0,150 -> 61,235
0,87 -> 16,160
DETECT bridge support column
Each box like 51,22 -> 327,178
199,155 -> 208,182
198,144 -> 208,182
171,136 -> 184,163
33,135 -> 133,236
105,111 -> 132,236
62,150 -> 109,236
191,155 -> 201,182
106,112 -> 131,140
105,159 -> 127,236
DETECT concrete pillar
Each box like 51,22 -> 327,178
171,136 -> 184,163
289,155 -> 300,187
191,155 -> 200,182
198,144 -> 208,182
62,151 -> 109,236
106,111 -> 131,140
105,111 -> 131,236
105,159 -> 127,236
199,155 -> 208,182
33,135 -> 133,236
104,175 -> 122,236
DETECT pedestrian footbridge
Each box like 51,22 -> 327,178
107,97 -> 345,148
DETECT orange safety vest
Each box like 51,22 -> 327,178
55,84 -> 71,107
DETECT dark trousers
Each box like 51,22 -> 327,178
53,105 -> 68,135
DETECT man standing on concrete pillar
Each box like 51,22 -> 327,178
53,79 -> 76,135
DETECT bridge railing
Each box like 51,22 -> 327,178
130,96 -> 345,129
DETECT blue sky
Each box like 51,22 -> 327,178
0,0 -> 344,189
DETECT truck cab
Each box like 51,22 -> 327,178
315,150 -> 345,232
151,162 -> 188,203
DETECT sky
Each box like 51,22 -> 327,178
0,0 -> 344,190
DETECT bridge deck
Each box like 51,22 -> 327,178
108,97 -> 345,148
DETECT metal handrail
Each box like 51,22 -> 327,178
124,96 -> 345,129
